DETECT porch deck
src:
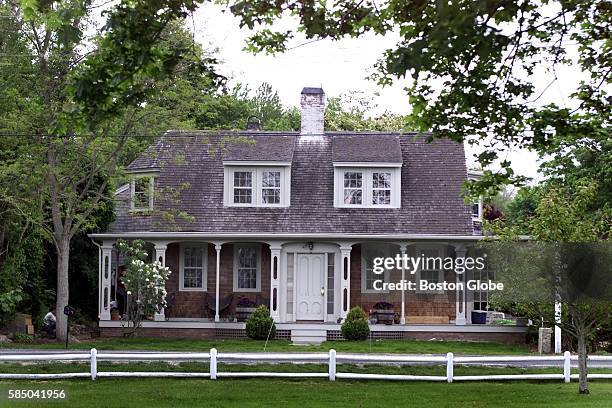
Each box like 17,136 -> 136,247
98,319 -> 527,344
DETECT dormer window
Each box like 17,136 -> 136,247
233,171 -> 253,204
334,166 -> 401,208
224,163 -> 290,207
130,174 -> 155,211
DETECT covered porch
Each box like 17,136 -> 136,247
92,233 -> 523,341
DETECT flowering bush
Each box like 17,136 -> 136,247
373,301 -> 394,310
116,239 -> 171,336
237,297 -> 257,308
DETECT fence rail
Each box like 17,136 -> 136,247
1,349 -> 611,382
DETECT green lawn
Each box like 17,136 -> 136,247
0,337 -> 532,355
0,377 -> 610,407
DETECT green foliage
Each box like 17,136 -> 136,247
245,305 -> 276,340
341,307 -> 370,341
225,0 -> 611,197
12,333 -> 34,344
0,290 -> 23,326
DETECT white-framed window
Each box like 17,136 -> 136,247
224,166 -> 290,207
372,172 -> 392,205
130,175 -> 155,211
233,171 -> 253,204
233,244 -> 261,292
334,166 -> 401,208
415,246 -> 445,293
261,170 -> 281,204
472,198 -> 483,221
179,243 -> 207,291
343,172 -> 363,205
471,250 -> 495,310
361,244 -> 392,293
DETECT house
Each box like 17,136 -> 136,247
90,87 -> 526,344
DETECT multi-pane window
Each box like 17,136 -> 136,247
131,176 -> 154,210
235,245 -> 259,291
372,172 -> 391,205
472,252 -> 494,310
181,245 -> 206,290
262,171 -> 281,204
233,172 -> 253,204
336,168 -> 400,208
226,167 -> 288,207
417,247 -> 443,292
362,245 -> 389,293
343,172 -> 363,205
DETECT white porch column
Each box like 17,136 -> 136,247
399,244 -> 407,325
154,242 -> 168,322
269,244 -> 282,322
339,246 -> 352,319
99,242 -> 113,321
554,301 -> 562,353
214,243 -> 222,322
454,245 -> 468,326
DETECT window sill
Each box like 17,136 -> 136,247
233,287 -> 261,293
179,287 -> 207,292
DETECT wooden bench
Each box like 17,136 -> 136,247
406,316 -> 450,324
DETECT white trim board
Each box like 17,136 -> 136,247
90,232 -> 515,241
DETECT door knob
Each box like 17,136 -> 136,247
320,287 -> 325,296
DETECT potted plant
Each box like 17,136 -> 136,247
372,301 -> 395,325
236,297 -> 257,322
110,308 -> 121,321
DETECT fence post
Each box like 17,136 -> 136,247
446,352 -> 454,383
328,349 -> 336,382
563,351 -> 571,383
210,348 -> 217,380
90,348 -> 97,381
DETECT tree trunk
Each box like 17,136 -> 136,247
55,238 -> 70,343
577,332 -> 589,394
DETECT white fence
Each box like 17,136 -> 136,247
1,349 -> 611,382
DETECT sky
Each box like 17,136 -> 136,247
186,3 -> 587,185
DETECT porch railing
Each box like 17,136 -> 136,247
1,350 -> 611,382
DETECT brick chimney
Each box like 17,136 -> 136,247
300,87 -> 325,136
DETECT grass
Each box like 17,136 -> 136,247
0,337 -> 532,355
0,377 -> 610,407
1,362 -> 610,407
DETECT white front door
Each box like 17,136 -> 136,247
296,253 -> 325,320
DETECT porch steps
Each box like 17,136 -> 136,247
291,328 -> 327,345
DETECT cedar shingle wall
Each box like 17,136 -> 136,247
165,243 -> 270,318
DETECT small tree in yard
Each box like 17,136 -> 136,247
245,305 -> 276,340
486,184 -> 612,394
116,240 -> 170,337
341,307 -> 370,341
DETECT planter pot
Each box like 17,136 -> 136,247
471,311 -> 487,325
373,309 -> 395,325
236,307 -> 257,322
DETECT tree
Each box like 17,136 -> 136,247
0,0 -> 219,342
223,0 -> 611,195
486,184 -> 612,394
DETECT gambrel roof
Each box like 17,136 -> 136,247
114,130 -> 474,236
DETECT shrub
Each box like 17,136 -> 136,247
13,333 -> 34,343
245,305 -> 276,340
341,307 -> 370,341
